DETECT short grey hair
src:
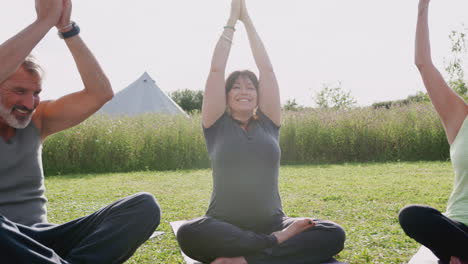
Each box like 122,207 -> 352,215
21,55 -> 44,80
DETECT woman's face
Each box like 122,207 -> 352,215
227,75 -> 258,115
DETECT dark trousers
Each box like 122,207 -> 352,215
399,204 -> 468,264
176,216 -> 346,264
0,192 -> 161,264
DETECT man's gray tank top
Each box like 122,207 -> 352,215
204,112 -> 285,231
0,122 -> 47,226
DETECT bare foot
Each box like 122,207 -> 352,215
272,218 -> 315,244
451,256 -> 468,264
211,256 -> 248,264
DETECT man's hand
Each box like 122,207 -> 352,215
35,0 -> 63,27
56,0 -> 72,31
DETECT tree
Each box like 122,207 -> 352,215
314,82 -> 357,110
170,89 -> 204,113
372,91 -> 430,109
444,26 -> 468,98
283,99 -> 303,111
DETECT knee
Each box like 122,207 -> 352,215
176,221 -> 205,255
132,192 -> 161,227
328,223 -> 346,254
398,204 -> 436,232
176,223 -> 195,249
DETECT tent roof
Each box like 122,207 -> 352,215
100,72 -> 187,116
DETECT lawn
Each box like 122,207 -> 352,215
45,161 -> 453,264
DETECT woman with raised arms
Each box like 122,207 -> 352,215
399,1 -> 468,263
176,0 -> 346,263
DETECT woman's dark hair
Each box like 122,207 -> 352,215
225,70 -> 259,94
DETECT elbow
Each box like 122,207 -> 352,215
414,53 -> 434,72
414,60 -> 431,72
102,85 -> 114,103
101,76 -> 114,103
209,65 -> 224,74
259,63 -> 275,74
93,81 -> 114,105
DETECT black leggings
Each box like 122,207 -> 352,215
0,192 -> 160,264
399,204 -> 468,264
176,216 -> 346,264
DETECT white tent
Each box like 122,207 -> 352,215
100,72 -> 188,116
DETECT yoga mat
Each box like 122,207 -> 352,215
171,220 -> 347,264
408,246 -> 439,264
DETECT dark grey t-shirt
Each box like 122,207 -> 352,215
204,112 -> 285,231
0,122 -> 47,226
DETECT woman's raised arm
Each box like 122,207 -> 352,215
202,0 -> 241,128
415,0 -> 468,144
240,0 -> 281,126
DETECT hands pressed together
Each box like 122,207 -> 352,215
229,0 -> 251,24
35,0 -> 72,31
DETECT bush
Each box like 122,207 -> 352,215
43,104 -> 448,175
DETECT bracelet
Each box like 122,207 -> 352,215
59,22 -> 74,32
221,34 -> 233,44
58,21 -> 80,39
224,25 -> 236,31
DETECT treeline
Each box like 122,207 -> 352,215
43,103 -> 448,175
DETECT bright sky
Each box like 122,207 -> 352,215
1,1 -> 467,107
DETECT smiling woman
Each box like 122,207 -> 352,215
175,0 -> 345,263
225,70 -> 259,127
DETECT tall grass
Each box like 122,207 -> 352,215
281,103 -> 448,164
43,114 -> 208,175
43,103 -> 449,175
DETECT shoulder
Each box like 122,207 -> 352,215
203,112 -> 230,130
32,100 -> 53,136
257,110 -> 280,130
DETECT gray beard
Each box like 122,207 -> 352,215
0,100 -> 32,129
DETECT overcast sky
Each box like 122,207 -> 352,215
1,0 -> 467,106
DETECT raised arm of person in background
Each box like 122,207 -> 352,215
202,0 -> 241,128
0,0 -> 62,84
416,0 -> 468,144
34,0 -> 114,140
240,0 -> 281,126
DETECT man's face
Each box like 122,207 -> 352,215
0,67 -> 41,129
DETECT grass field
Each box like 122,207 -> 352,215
45,161 -> 453,264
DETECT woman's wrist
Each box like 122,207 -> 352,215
226,17 -> 237,28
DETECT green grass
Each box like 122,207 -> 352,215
45,162 -> 453,263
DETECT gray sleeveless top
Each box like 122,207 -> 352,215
0,122 -> 47,226
204,112 -> 285,231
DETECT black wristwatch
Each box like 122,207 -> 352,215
58,22 -> 80,39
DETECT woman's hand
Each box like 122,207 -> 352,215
239,0 -> 251,23
229,0 -> 241,22
419,0 -> 430,8
450,256 -> 468,264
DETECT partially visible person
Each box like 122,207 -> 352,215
176,0 -> 345,263
399,1 -> 468,264
0,0 -> 160,263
